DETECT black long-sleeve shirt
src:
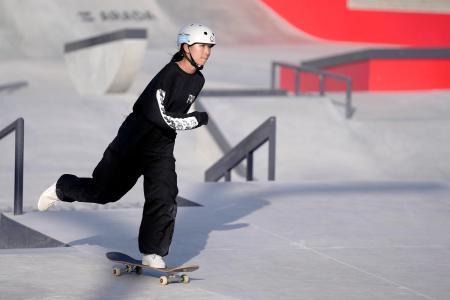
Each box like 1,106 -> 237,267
133,61 -> 205,130
109,61 -> 205,157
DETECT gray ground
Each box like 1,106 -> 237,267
3,182 -> 450,299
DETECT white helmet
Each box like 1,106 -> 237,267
177,23 -> 216,47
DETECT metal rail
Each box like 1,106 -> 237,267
271,61 -> 354,119
205,117 -> 276,182
0,81 -> 28,94
64,28 -> 147,53
0,118 -> 24,215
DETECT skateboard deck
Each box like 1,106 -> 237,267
106,251 -> 199,285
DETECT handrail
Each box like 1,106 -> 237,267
0,118 -> 24,215
271,61 -> 354,119
205,117 -> 276,182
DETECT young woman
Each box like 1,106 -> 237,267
38,24 -> 216,268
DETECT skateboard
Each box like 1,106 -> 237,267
106,251 -> 199,285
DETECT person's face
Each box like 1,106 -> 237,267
185,43 -> 213,66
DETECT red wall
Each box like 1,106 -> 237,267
261,0 -> 450,46
370,59 -> 450,90
279,58 -> 450,92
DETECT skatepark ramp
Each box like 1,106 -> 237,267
64,28 -> 147,94
0,0 -> 308,60
198,91 -> 450,182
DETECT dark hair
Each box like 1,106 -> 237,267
171,48 -> 184,62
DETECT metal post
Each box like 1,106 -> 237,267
225,170 -> 231,182
0,118 -> 24,215
270,62 -> 276,91
294,70 -> 300,95
345,79 -> 353,119
319,74 -> 325,96
268,117 -> 276,181
14,118 -> 24,215
246,152 -> 254,181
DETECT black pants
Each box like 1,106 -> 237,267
55,146 -> 178,256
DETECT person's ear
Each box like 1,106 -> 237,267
183,44 -> 190,54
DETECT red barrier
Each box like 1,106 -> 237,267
279,58 -> 450,92
369,59 -> 450,90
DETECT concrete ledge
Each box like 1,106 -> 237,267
64,29 -> 147,53
302,47 -> 450,69
176,196 -> 202,207
200,89 -> 288,97
0,81 -> 28,94
63,28 -> 147,94
0,213 -> 67,249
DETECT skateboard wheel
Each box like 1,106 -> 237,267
160,276 -> 168,285
181,274 -> 190,284
112,267 -> 122,276
135,266 -> 143,275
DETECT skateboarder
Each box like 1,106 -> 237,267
38,24 -> 216,268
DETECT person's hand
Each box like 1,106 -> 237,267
194,111 -> 209,126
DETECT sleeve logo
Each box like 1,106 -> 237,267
187,94 -> 196,104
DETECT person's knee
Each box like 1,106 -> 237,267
96,191 -> 121,204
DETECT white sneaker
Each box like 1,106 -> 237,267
37,183 -> 60,211
142,254 -> 166,269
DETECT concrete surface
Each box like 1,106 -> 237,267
2,182 -> 450,299
1,1 -> 450,299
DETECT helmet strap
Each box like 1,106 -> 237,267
185,45 -> 203,71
